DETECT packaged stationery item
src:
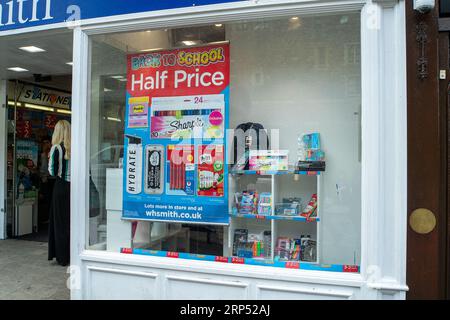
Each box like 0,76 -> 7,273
234,230 -> 271,259
257,192 -> 272,215
263,230 -> 272,258
275,197 -> 302,216
197,145 -> 224,197
127,97 -> 149,128
300,194 -> 317,218
300,235 -> 317,262
297,132 -> 326,167
232,229 -> 248,256
275,237 -> 291,261
249,150 -> 289,171
166,145 -> 195,196
144,145 -> 164,194
150,95 -> 225,139
289,238 -> 302,261
238,191 -> 258,214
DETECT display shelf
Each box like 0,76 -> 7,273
229,166 -> 321,264
123,248 -> 359,273
230,168 -> 322,176
230,210 -> 320,222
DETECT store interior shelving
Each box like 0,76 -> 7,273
227,166 -> 322,264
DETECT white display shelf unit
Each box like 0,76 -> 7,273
227,168 -> 322,264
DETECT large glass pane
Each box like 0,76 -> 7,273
88,13 -> 361,271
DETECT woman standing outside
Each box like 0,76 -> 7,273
48,120 -> 71,266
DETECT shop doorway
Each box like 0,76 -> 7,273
0,30 -> 72,252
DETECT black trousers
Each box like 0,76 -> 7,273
48,177 -> 70,266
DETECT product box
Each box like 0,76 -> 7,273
166,145 -> 195,196
150,95 -> 225,139
197,144 -> 224,197
127,97 -> 149,128
249,150 -> 289,171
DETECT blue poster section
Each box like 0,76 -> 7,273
122,90 -> 230,224
0,0 -> 245,32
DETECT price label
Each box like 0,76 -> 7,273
285,262 -> 300,269
215,256 -> 229,263
167,252 -> 180,258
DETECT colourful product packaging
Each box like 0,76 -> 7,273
197,144 -> 224,197
128,97 -> 149,128
166,145 -> 195,196
301,194 -> 318,218
249,150 -> 289,171
150,95 -> 225,139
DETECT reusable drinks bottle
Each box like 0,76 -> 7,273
125,135 -> 143,195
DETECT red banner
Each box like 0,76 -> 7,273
127,43 -> 230,98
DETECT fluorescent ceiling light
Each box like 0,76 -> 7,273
8,67 -> 28,72
19,46 -> 46,53
215,24 -> 223,27
8,100 -> 15,106
24,103 -> 54,112
182,41 -> 198,46
140,48 -> 164,52
118,78 -> 127,82
66,62 -> 73,66
290,16 -> 299,21
110,75 -> 124,79
104,88 -> 113,92
57,109 -> 72,114
107,117 -> 121,122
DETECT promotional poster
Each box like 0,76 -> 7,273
122,43 -> 230,224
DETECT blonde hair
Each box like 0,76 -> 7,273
52,120 -> 71,160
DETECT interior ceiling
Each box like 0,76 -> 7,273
0,30 -> 73,91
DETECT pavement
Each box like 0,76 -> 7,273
0,239 -> 70,300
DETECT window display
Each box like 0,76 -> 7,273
89,13 -> 362,272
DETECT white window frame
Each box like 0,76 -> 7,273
69,0 -> 407,299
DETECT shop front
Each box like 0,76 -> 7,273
0,0 -> 408,300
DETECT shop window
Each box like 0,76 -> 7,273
88,13 -> 362,272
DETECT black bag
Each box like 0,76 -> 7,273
233,122 -> 270,170
89,174 -> 100,218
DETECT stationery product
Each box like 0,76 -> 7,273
275,237 -> 290,260
232,229 -> 248,256
249,150 -> 289,171
289,239 -> 302,261
197,145 -> 224,197
297,132 -> 325,163
275,197 -> 302,216
128,97 -> 149,128
300,235 -> 317,262
234,230 -> 271,258
166,145 -> 195,195
125,135 -> 142,195
300,194 -> 318,218
151,95 -> 225,139
263,230 -> 272,258
257,192 -> 272,215
239,191 -> 258,214
296,160 -> 326,171
144,145 -> 164,194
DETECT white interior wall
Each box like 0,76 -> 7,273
226,14 -> 362,266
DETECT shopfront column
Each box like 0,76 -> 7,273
0,79 -> 7,240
